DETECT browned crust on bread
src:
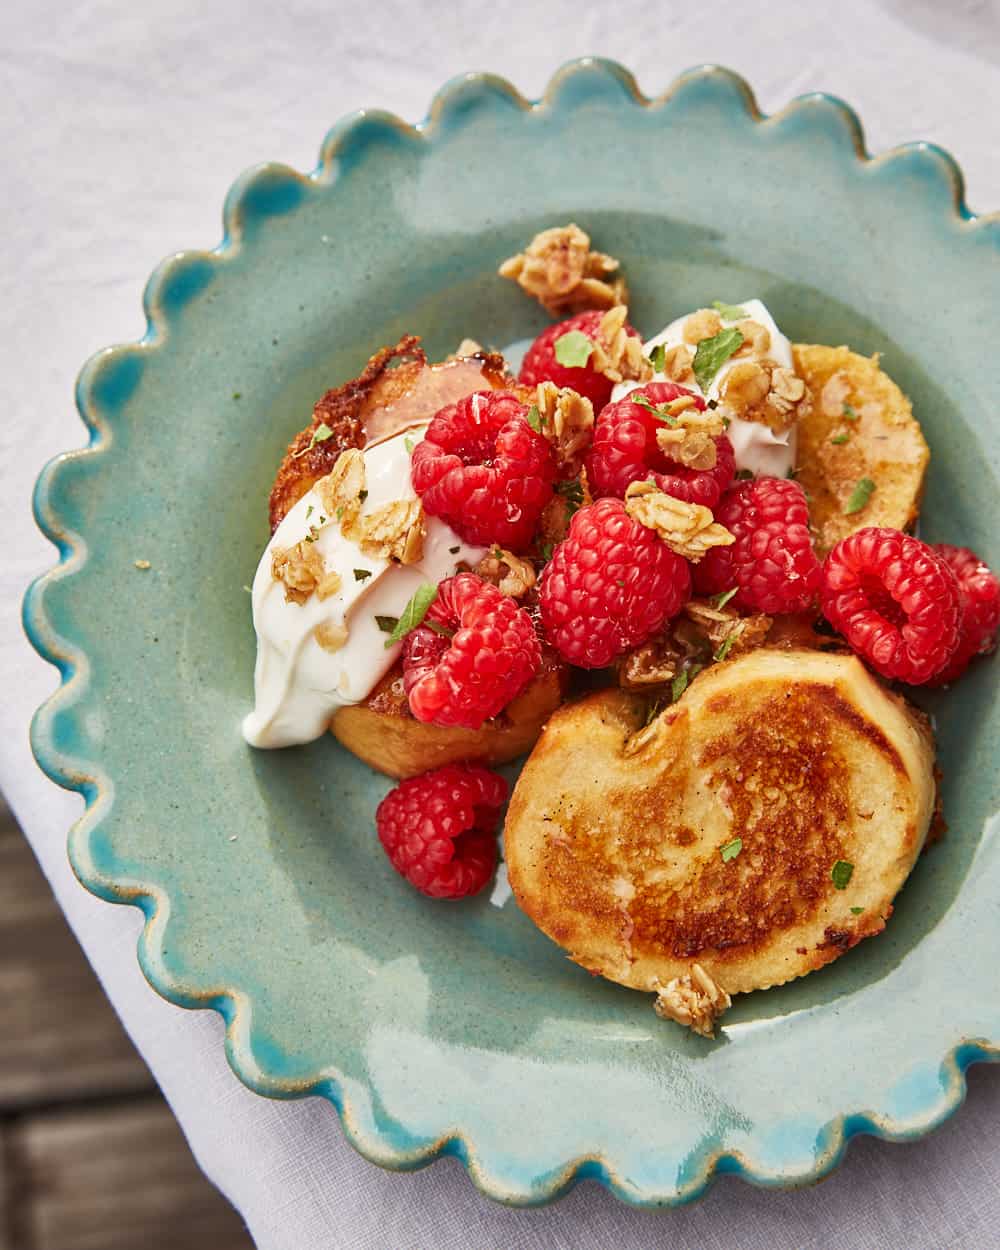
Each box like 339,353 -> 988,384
269,337 -> 425,532
792,343 -> 929,554
268,338 -> 522,533
505,650 -> 936,999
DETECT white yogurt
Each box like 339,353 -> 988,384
611,298 -> 798,478
242,426 -> 485,749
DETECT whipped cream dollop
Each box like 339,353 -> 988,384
611,298 -> 798,478
242,427 -> 484,749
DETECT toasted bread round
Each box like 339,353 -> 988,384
792,344 -> 929,554
505,648 -> 935,1000
330,654 -> 568,779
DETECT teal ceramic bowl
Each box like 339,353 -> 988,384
25,61 -> 1000,1206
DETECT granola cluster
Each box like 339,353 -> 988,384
589,305 -> 653,386
499,223 -> 627,316
624,481 -> 734,562
533,381 -> 595,473
653,964 -> 732,1037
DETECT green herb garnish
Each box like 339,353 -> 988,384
844,477 -> 876,515
556,477 -> 584,517
736,468 -> 755,481
232,391 -> 242,400
671,663 -> 702,703
714,634 -> 736,662
692,327 -> 744,392
553,330 -> 594,369
306,505 -> 313,519
630,393 -> 678,426
375,615 -> 399,634
850,906 -> 864,915
648,342 -> 667,373
643,698 -> 663,727
294,421 -> 334,458
830,432 -> 850,445
720,837 -> 743,863
353,568 -> 372,582
711,300 -> 748,321
786,466 -> 800,480
404,435 -> 416,454
525,404 -> 542,433
425,621 -> 455,640
831,860 -> 854,890
712,587 -> 738,610
842,403 -> 858,420
382,583 -> 437,648
540,541 -> 555,561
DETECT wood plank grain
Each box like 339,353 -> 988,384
0,822 -> 153,1110
9,1098 -> 253,1250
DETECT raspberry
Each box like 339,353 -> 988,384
518,310 -> 641,411
586,382 -> 735,507
820,527 -> 961,685
693,477 -> 822,614
403,573 -> 542,728
539,497 -> 691,668
411,390 -> 556,550
376,764 -> 506,899
928,544 -> 1000,684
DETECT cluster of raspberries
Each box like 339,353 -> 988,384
375,312 -> 999,899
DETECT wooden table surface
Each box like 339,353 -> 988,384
0,800 -> 255,1249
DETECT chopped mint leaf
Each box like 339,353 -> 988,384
449,545 -> 460,555
714,634 -> 736,662
711,300 -> 748,321
631,393 -> 678,426
555,477 -> 584,517
404,435 -> 416,454
830,432 -> 850,445
713,587 -> 738,610
540,541 -> 555,561
692,327 -> 744,392
525,404 -> 542,433
831,860 -> 854,890
335,506 -> 344,520
553,329 -> 594,369
375,615 -> 399,634
850,906 -> 864,915
842,403 -> 858,420
720,837 -> 743,863
383,583 -> 437,648
305,504 -> 313,519
295,421 -> 334,457
643,698 -> 663,727
722,415 -> 731,428
736,468 -> 755,480
844,477 -> 876,515
786,466 -> 800,479
671,663 -> 703,703
232,391 -> 242,400
425,620 -> 455,640
353,568 -> 372,582
648,342 -> 667,373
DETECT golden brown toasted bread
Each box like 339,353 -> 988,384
330,652 -> 568,779
505,649 -> 935,1029
792,344 -> 929,554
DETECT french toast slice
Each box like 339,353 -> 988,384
505,648 -> 935,1030
265,336 -> 561,775
792,344 -> 929,554
330,651 -> 568,779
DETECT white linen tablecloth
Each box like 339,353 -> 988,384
3,2 -> 999,1245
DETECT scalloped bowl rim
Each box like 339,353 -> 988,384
23,59 -> 1000,1207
